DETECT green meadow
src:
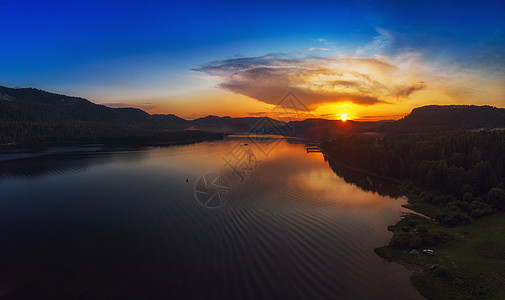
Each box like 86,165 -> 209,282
376,210 -> 505,299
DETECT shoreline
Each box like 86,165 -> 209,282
323,154 -> 402,184
321,153 -> 428,296
374,246 -> 424,275
319,148 -> 429,297
390,257 -> 425,275
0,136 -> 223,162
375,201 -> 505,299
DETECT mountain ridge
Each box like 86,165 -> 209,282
2,85 -> 505,144
394,104 -> 505,130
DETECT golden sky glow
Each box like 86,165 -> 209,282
111,57 -> 505,120
3,1 -> 504,121
188,49 -> 505,120
99,29 -> 505,120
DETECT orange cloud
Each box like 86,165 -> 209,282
394,81 -> 427,100
194,54 -> 428,108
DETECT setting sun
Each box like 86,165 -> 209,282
340,114 -> 348,122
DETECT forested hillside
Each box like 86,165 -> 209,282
0,86 -> 286,144
0,86 -> 220,145
391,105 -> 505,130
321,130 -> 505,226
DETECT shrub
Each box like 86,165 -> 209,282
420,192 -> 433,203
409,236 -> 423,249
390,233 -> 412,248
434,266 -> 448,277
446,201 -> 461,211
459,201 -> 469,212
483,206 -> 497,215
436,210 -> 470,227
469,199 -> 485,212
407,218 -> 418,227
487,188 -> 505,211
413,187 -> 421,195
461,184 -> 473,195
433,196 -> 445,205
463,192 -> 473,202
422,230 -> 453,246
470,208 -> 484,218
416,225 -> 429,234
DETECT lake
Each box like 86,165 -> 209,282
0,137 -> 423,299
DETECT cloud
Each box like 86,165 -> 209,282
357,28 -> 394,56
247,111 -> 268,116
194,52 -> 428,108
194,28 -> 505,110
308,47 -> 329,51
394,81 -> 427,99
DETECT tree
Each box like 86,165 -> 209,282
472,161 -> 493,195
471,147 -> 482,166
390,233 -> 412,248
487,188 -> 505,211
434,266 -> 448,277
463,192 -> 473,202
425,169 -> 436,190
470,209 -> 484,218
409,236 -> 423,249
416,225 -> 429,234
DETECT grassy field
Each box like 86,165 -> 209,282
375,211 -> 505,299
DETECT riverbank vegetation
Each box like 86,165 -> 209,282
321,129 -> 505,299
321,130 -> 505,223
375,212 -> 505,299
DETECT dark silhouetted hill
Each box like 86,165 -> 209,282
284,118 -> 390,141
393,105 -> 505,130
3,85 -> 503,145
0,86 -> 220,145
0,86 -> 157,129
190,115 -> 285,133
152,114 -> 192,129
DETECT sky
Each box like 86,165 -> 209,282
1,0 -> 504,120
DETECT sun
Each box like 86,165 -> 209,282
340,113 -> 348,122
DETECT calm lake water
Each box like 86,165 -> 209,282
0,137 -> 423,299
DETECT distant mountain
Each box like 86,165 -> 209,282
0,85 -> 287,136
0,85 -> 288,144
284,105 -> 505,139
0,86 -> 220,145
286,118 -> 342,132
4,85 -> 503,145
0,86 -> 157,129
394,105 -> 505,130
284,118 -> 391,140
190,115 -> 286,133
283,118 -> 343,139
152,114 -> 192,130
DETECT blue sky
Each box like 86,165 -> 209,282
1,0 -> 504,118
